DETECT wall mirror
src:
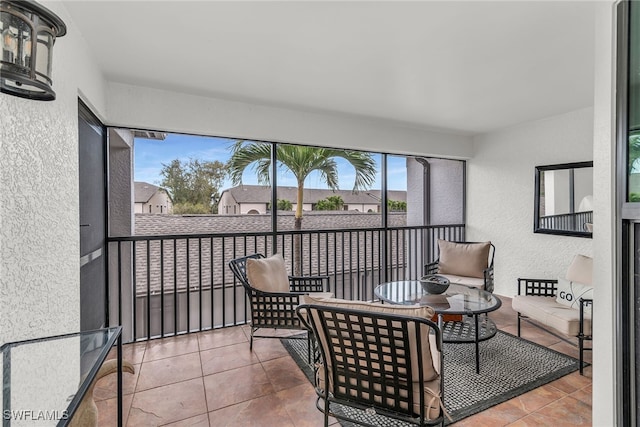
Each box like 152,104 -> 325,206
534,161 -> 593,238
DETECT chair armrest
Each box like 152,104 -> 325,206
289,275 -> 329,292
295,304 -> 313,331
249,288 -> 307,298
424,261 -> 439,275
517,278 -> 558,297
483,265 -> 495,293
579,298 -> 593,337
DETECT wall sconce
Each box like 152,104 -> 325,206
0,0 -> 66,101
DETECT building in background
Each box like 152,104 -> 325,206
134,181 -> 173,214
218,185 -> 406,215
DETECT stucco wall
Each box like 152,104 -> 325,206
467,107 -> 594,297
429,158 -> 464,224
0,0 -> 106,343
241,202 -> 267,215
109,129 -> 134,234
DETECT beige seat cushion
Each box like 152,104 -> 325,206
512,295 -> 592,336
566,254 -> 593,286
246,253 -> 290,293
437,274 -> 485,289
437,240 -> 490,279
302,296 -> 442,420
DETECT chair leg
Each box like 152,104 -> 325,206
324,395 -> 330,427
517,313 -> 521,337
579,334 -> 584,375
250,329 -> 254,351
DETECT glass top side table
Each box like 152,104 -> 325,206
2,326 -> 123,426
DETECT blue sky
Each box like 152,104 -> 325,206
134,133 -> 408,191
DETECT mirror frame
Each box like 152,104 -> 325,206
534,161 -> 593,238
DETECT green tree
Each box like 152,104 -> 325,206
315,195 -> 344,211
172,202 -> 212,214
266,199 -> 293,211
277,199 -> 293,211
387,200 -> 407,212
160,159 -> 227,214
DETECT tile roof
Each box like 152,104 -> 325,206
134,211 -> 406,236
129,212 -> 410,296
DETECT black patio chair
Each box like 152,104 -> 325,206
424,240 -> 495,293
297,302 -> 446,427
229,253 -> 329,349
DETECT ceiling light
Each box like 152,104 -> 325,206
0,0 -> 66,101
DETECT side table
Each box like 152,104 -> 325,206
2,326 -> 123,426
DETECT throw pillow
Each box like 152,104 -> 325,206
437,240 -> 490,279
565,254 -> 593,286
555,277 -> 593,309
246,253 -> 290,293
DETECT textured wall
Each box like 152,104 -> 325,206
406,157 -> 425,227
0,1 -> 106,344
467,107 -> 594,296
0,96 -> 78,343
429,158 -> 464,224
109,129 -> 134,236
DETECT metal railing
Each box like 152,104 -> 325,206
107,224 -> 464,343
539,211 -> 593,232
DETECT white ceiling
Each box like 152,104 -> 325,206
62,1 -> 596,135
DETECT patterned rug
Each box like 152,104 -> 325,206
280,330 -> 582,425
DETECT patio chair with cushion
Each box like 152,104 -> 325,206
512,254 -> 593,374
229,253 -> 330,349
424,240 -> 495,292
297,295 -> 447,427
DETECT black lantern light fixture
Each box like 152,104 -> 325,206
0,0 -> 66,101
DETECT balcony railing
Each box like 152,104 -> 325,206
107,224 -> 464,343
539,211 -> 593,232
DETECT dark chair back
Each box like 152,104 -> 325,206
228,253 -> 265,293
297,303 -> 445,426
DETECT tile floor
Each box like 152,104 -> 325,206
95,296 -> 592,426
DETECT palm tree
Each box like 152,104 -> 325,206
228,141 -> 377,272
228,141 -> 377,227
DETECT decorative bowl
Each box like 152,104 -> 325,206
419,274 -> 450,294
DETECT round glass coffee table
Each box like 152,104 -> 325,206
374,279 -> 502,374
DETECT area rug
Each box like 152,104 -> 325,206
280,330 -> 582,425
